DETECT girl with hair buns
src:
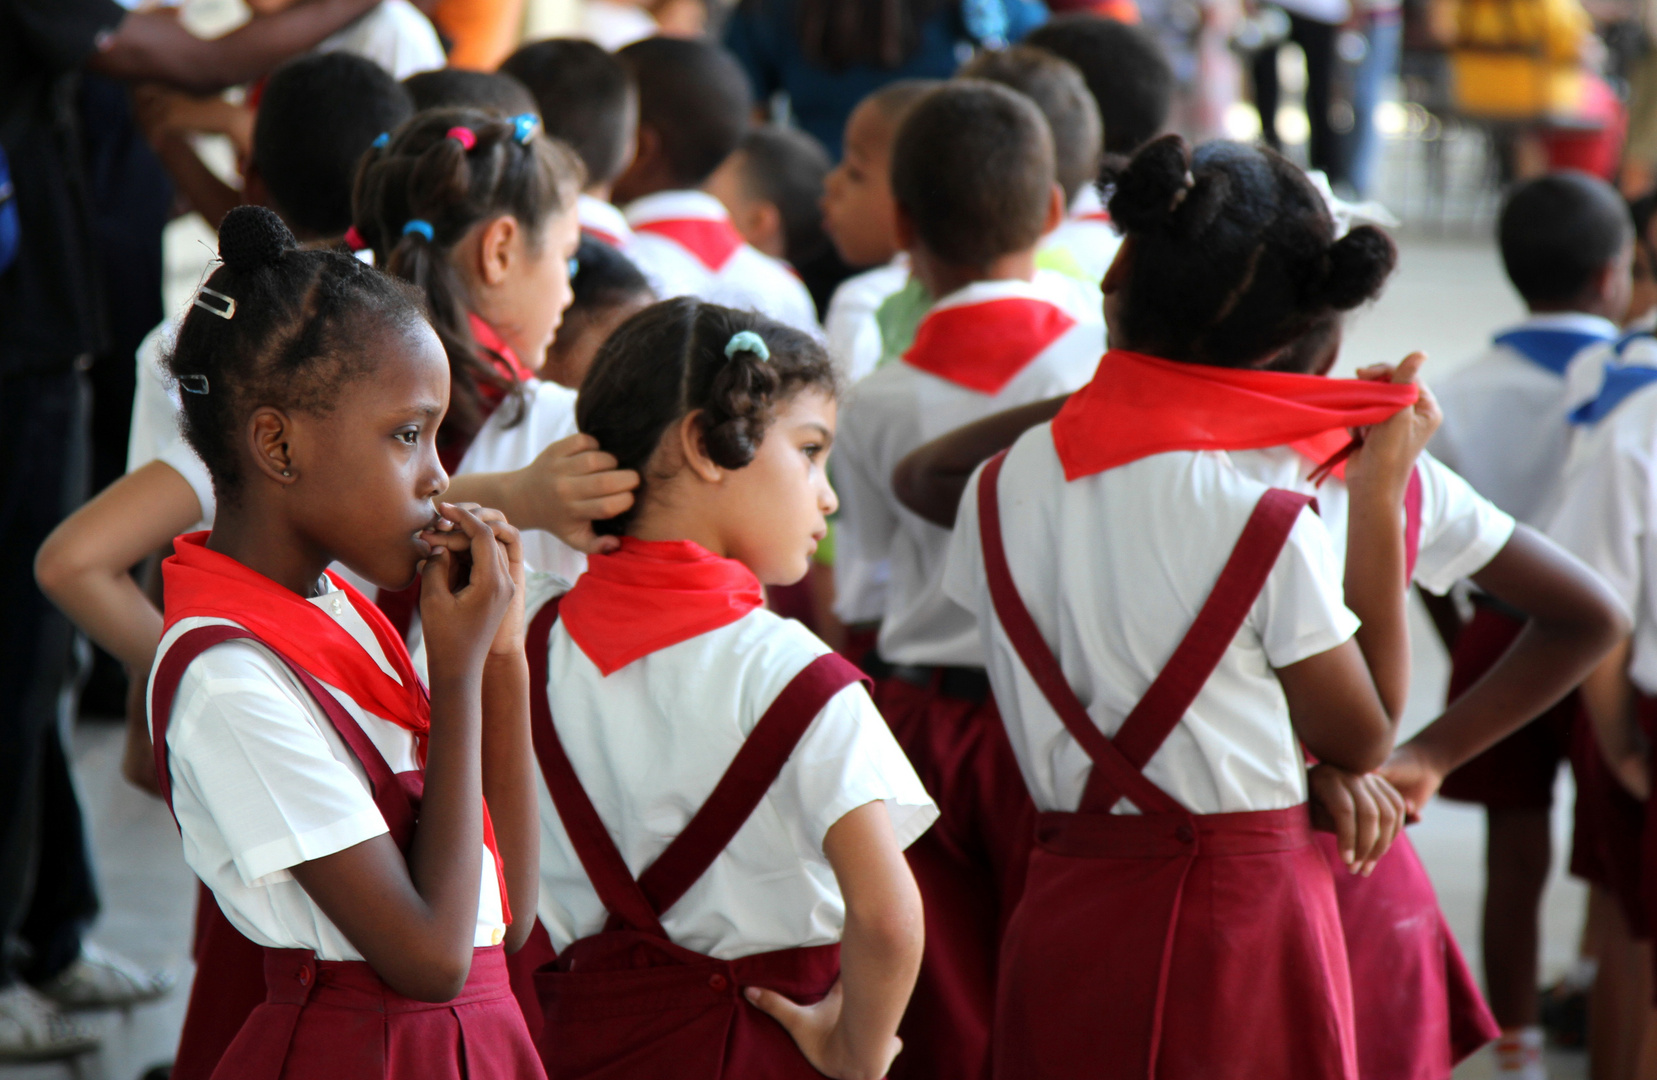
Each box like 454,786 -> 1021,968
519,297 -> 936,1079
927,134 -> 1439,1080
148,205 -> 543,1079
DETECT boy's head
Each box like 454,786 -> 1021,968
705,126 -> 833,265
403,68 -> 538,116
1498,171 -> 1634,319
499,38 -> 638,198
822,79 -> 938,268
543,235 -> 655,389
890,80 -> 1060,273
1023,15 -> 1172,157
249,52 -> 414,241
611,37 -> 752,205
958,46 -> 1102,207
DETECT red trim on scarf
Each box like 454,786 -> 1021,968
162,532 -> 512,923
1075,209 -> 1113,224
467,312 -> 536,389
633,217 -> 745,272
903,296 -> 1080,395
1051,349 -> 1418,481
559,538 -> 765,676
582,225 -> 624,249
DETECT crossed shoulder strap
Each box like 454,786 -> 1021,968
149,625 -> 417,847
977,452 -> 1312,815
525,599 -> 868,939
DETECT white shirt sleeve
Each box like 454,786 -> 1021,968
1250,507 -> 1362,669
941,460 -> 988,613
770,681 -> 937,855
830,387 -> 902,624
1547,438 -> 1648,624
1411,452 -> 1516,595
166,641 -> 390,887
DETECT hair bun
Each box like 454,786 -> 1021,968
218,206 -> 297,273
1107,133 -> 1193,233
1316,224 -> 1397,311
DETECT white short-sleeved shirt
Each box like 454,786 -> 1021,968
315,0 -> 446,79
623,190 -> 821,336
823,258 -> 909,386
1227,446 -> 1515,595
834,275 -> 1105,666
1038,187 -> 1121,289
578,194 -> 637,255
454,380 -> 588,582
151,577 -> 505,960
526,576 -> 937,960
1546,366 -> 1657,694
1430,312 -> 1618,527
942,427 -> 1360,815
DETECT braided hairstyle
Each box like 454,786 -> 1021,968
576,298 -> 838,536
167,206 -> 428,505
351,107 -> 584,455
1105,135 -> 1396,369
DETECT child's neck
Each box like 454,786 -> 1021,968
909,247 -> 1038,301
208,503 -> 334,599
1527,299 -> 1614,321
626,495 -> 728,560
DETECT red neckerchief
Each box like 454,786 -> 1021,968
559,537 -> 765,676
467,313 -> 536,402
903,295 -> 1079,395
1050,349 -> 1418,481
633,217 -> 745,272
1074,209 -> 1113,224
162,532 -> 512,923
1288,428 -> 1355,483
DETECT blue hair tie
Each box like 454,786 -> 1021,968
724,330 -> 770,363
372,131 -> 390,149
512,113 -> 540,145
402,219 -> 434,241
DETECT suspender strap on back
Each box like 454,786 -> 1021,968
977,451 -> 1312,815
149,625 -> 417,846
525,599 -> 868,938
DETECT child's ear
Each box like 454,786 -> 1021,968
675,410 -> 724,484
750,201 -> 785,259
243,164 -> 273,215
476,215 -> 518,287
1101,236 -> 1133,296
1043,183 -> 1066,235
247,406 -> 299,485
892,202 -> 917,254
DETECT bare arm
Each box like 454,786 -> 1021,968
445,434 -> 638,556
1277,638 -> 1395,775
1579,638 -> 1649,798
88,0 -> 382,94
291,505 -> 513,1002
34,460 -> 203,672
145,133 -> 240,233
891,395 -> 1070,528
1383,527 -> 1630,811
746,800 -> 923,1080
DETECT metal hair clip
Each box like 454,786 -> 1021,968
193,286 -> 237,320
512,113 -> 540,145
724,330 -> 770,362
179,374 -> 210,395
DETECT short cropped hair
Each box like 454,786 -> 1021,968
1024,15 -> 1173,156
1499,172 -> 1634,306
403,68 -> 538,116
616,37 -> 752,188
735,126 -> 833,264
959,46 -> 1103,204
890,81 -> 1055,267
500,38 -> 637,188
253,53 -> 413,238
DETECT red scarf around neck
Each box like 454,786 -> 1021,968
1050,349 -> 1418,481
559,537 -> 766,676
903,295 -> 1079,395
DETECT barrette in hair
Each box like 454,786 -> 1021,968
512,113 -> 540,145
446,126 -> 477,151
343,225 -> 368,252
402,219 -> 435,241
372,132 -> 390,149
724,330 -> 770,362
193,286 -> 237,320
179,374 -> 211,395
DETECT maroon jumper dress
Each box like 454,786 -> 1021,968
150,625 -> 544,1080
977,454 -> 1358,1080
523,598 -> 872,1079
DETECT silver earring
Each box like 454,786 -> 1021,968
281,469 -> 292,477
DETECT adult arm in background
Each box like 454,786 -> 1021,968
86,0 -> 383,94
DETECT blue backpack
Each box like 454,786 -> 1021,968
0,142 -> 17,277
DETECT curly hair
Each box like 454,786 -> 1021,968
167,206 -> 429,505
576,298 -> 838,536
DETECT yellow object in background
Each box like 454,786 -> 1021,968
1448,0 -> 1590,119
433,0 -> 529,68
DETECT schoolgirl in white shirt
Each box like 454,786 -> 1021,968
519,297 -> 933,1080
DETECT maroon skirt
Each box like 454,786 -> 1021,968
172,885 -> 269,1080
212,944 -> 543,1080
1318,832 -> 1499,1079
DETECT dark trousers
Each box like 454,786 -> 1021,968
0,368 -> 99,988
1253,11 -> 1345,183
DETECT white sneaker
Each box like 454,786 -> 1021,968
0,983 -> 100,1061
1492,1027 -> 1548,1080
36,942 -> 176,1010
